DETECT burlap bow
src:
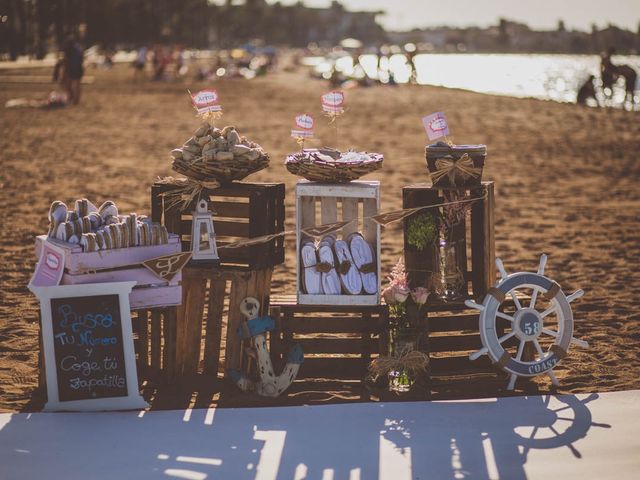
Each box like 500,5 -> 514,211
431,153 -> 482,186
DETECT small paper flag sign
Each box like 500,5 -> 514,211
422,112 -> 450,141
191,89 -> 222,114
143,252 -> 192,282
321,90 -> 345,114
291,113 -> 314,138
29,240 -> 66,287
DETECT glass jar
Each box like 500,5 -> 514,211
388,325 -> 419,393
433,238 -> 465,301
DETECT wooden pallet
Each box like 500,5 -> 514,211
174,265 -> 273,383
295,180 -> 381,305
403,181 -> 495,301
270,294 -> 389,380
151,181 -> 285,270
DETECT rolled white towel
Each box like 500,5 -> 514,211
300,240 -> 323,295
348,233 -> 377,295
318,236 -> 341,295
334,239 -> 362,295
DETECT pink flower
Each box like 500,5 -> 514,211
382,284 -> 410,305
411,287 -> 430,305
382,286 -> 395,304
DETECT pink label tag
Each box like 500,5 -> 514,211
191,89 -> 222,114
422,112 -> 450,140
29,241 -> 65,287
295,113 -> 314,130
292,113 -> 314,138
321,90 -> 345,113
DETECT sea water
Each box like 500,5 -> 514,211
308,53 -> 640,106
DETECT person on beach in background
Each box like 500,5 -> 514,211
60,38 -> 84,105
405,43 -> 418,84
576,75 -> 599,107
600,47 -> 617,101
133,46 -> 147,82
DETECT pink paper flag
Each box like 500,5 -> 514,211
29,240 -> 65,287
422,112 -> 449,141
191,89 -> 222,114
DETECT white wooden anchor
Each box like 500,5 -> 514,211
228,297 -> 304,397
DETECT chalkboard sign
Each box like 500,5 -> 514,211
30,282 -> 148,411
50,294 -> 128,402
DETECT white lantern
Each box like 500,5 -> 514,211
191,198 -> 219,262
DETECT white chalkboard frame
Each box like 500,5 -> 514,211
29,281 -> 149,411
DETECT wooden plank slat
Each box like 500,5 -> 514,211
341,197 -> 358,237
137,310 -> 149,371
150,310 -> 162,370
430,354 -> 494,376
203,280 -> 226,376
321,196 -> 338,226
209,201 -> 250,218
176,276 -> 207,377
429,333 -> 483,352
162,308 -> 178,381
296,338 -> 379,355
285,315 -> 380,334
298,357 -> 369,379
224,274 -> 249,372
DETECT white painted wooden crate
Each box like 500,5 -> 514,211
35,235 -> 182,310
296,180 -> 381,305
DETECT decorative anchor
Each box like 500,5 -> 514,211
228,297 -> 304,397
466,254 -> 588,391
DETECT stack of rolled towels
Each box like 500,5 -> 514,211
300,233 -> 377,295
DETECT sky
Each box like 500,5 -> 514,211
265,0 -> 640,32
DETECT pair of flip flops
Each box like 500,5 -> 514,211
301,233 -> 377,295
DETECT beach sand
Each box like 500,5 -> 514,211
1,64 -> 639,412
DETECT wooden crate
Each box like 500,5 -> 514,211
270,295 -> 389,380
151,181 -> 285,270
402,181 -> 495,301
35,235 -> 182,310
401,181 -> 503,387
173,265 -> 274,383
295,180 -> 381,305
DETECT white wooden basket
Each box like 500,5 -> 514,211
295,180 -> 381,305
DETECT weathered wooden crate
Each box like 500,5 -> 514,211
34,235 -> 182,310
402,181 -> 495,301
296,180 -> 381,305
151,181 -> 285,270
173,265 -> 274,382
270,295 -> 389,380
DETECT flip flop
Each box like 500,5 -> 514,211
48,201 -> 67,238
348,233 -> 377,295
318,235 -> 341,295
300,240 -> 323,294
334,239 -> 363,295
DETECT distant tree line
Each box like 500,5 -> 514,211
0,0 -> 386,59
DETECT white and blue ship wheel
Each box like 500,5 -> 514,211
466,254 -> 588,391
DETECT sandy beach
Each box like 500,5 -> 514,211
1,64 -> 639,412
